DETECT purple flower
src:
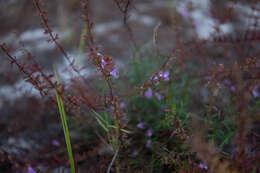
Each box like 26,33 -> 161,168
218,64 -> 224,73
157,71 -> 170,81
179,10 -> 188,18
137,122 -> 145,129
158,71 -> 164,78
231,86 -> 236,92
199,163 -> 208,169
120,102 -> 126,108
109,105 -> 114,111
155,93 -> 163,101
163,71 -> 170,81
52,139 -> 60,147
146,139 -> 152,148
110,68 -> 119,79
194,22 -> 199,30
27,167 -> 36,173
101,58 -> 106,69
147,129 -> 153,137
122,115 -> 129,121
131,149 -> 138,157
224,79 -> 231,86
252,86 -> 259,98
145,88 -> 152,98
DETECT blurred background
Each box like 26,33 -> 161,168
0,0 -> 259,172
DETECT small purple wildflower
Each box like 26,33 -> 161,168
163,71 -> 170,81
137,122 -> 145,129
147,129 -> 153,137
194,22 -> 199,30
146,139 -> 152,148
131,149 -> 138,157
179,10 -> 188,18
158,71 -> 163,78
157,71 -> 170,81
109,105 -> 114,111
110,68 -> 119,79
155,92 -> 163,101
27,167 -> 36,173
231,86 -> 236,92
224,79 -> 231,86
213,106 -> 218,111
199,163 -> 208,169
218,64 -> 224,72
122,115 -> 129,121
52,139 -> 60,147
120,102 -> 126,108
101,58 -> 106,69
252,86 -> 259,98
145,88 -> 152,98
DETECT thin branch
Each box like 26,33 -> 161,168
106,146 -> 120,173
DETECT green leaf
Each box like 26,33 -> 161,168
53,66 -> 75,173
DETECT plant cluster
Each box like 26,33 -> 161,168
0,0 -> 259,173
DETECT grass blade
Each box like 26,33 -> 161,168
54,66 -> 76,173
